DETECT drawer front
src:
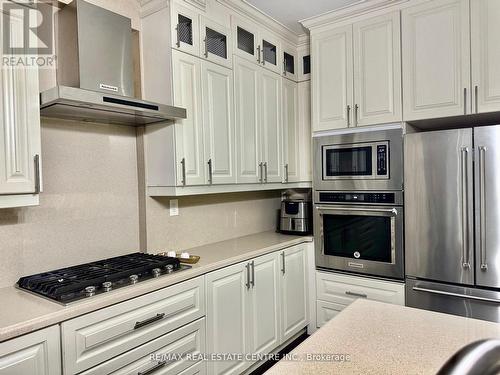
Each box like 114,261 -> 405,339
0,326 -> 61,375
81,318 -> 206,375
62,276 -> 205,374
316,300 -> 345,328
178,361 -> 206,375
316,271 -> 405,306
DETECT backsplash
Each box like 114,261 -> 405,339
0,118 -> 141,288
0,119 -> 282,288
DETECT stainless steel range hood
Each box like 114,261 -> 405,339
40,0 -> 186,125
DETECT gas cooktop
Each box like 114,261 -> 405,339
17,253 -> 190,305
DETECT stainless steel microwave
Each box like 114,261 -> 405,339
314,128 -> 403,191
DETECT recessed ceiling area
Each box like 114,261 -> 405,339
244,0 -> 364,34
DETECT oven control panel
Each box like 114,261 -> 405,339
319,192 -> 395,204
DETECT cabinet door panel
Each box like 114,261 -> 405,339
200,17 -> 232,69
281,245 -> 308,342
234,56 -> 260,183
0,9 -> 41,195
206,263 -> 250,375
354,12 -> 402,126
248,253 -> 280,356
202,61 -> 235,184
282,78 -> 299,183
172,50 -> 205,186
171,3 -> 200,56
312,25 -> 353,131
402,0 -> 470,121
261,70 -> 282,183
260,31 -> 281,75
298,81 -> 312,182
232,16 -> 259,63
471,0 -> 500,113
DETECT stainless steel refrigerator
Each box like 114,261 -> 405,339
405,126 -> 500,322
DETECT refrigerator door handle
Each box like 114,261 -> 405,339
412,286 -> 500,304
478,146 -> 488,271
460,147 -> 471,269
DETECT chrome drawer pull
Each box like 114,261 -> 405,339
134,313 -> 166,329
138,360 -> 167,375
345,291 -> 367,298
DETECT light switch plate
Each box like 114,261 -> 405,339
169,199 -> 179,216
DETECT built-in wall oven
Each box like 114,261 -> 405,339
313,128 -> 404,280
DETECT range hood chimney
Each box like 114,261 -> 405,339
40,0 -> 186,125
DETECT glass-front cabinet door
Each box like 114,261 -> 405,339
231,16 -> 259,63
171,3 -> 200,56
201,17 -> 232,68
298,44 -> 311,81
282,42 -> 298,81
259,31 -> 281,74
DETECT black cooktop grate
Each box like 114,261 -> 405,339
17,253 -> 184,304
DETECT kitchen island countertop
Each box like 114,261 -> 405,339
0,231 -> 311,342
266,299 -> 500,375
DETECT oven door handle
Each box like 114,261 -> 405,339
316,205 -> 398,217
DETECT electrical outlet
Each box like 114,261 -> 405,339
169,199 -> 179,216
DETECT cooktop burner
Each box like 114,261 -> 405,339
17,253 -> 190,304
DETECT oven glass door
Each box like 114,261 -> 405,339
319,207 -> 396,264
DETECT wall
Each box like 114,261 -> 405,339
146,191 -> 281,252
0,118 -> 141,288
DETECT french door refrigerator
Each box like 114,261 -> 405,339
405,126 -> 500,322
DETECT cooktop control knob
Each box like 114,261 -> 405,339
102,281 -> 112,292
85,286 -> 96,297
129,274 -> 139,284
152,268 -> 161,278
165,264 -> 174,274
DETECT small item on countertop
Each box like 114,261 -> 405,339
167,251 -> 176,258
180,252 -> 190,259
178,254 -> 201,264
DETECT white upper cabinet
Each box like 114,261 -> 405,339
201,60 -> 236,184
282,78 -> 299,183
471,0 -> 500,114
297,44 -> 311,82
171,3 -> 201,57
402,0 -> 471,121
0,5 -> 41,206
312,25 -> 353,131
234,56 -> 261,184
260,69 -> 282,183
281,41 -> 298,81
259,30 -> 282,75
172,50 -> 205,186
353,11 -> 402,126
200,16 -> 232,68
232,16 -> 259,64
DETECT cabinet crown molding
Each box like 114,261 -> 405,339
300,0 -> 408,31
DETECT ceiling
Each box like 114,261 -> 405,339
245,0 -> 363,34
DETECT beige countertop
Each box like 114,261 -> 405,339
266,299 -> 500,375
0,231 -> 311,343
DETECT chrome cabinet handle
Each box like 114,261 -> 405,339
475,85 -> 479,114
134,313 -> 165,330
281,252 -> 285,274
245,263 -> 251,289
346,105 -> 351,126
175,23 -> 180,48
180,158 -> 186,186
263,162 -> 268,183
412,286 -> 500,304
33,154 -> 40,194
203,37 -> 208,58
257,45 -> 262,64
283,59 -> 286,76
345,291 -> 367,298
258,162 -> 263,183
460,147 -> 471,268
207,159 -> 213,185
354,104 -> 359,126
284,164 -> 289,183
138,361 -> 168,375
250,261 -> 255,287
478,146 -> 488,271
464,88 -> 467,115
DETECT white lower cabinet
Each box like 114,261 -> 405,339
0,326 -> 61,375
62,276 -> 205,374
206,244 -> 310,375
316,271 -> 404,328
